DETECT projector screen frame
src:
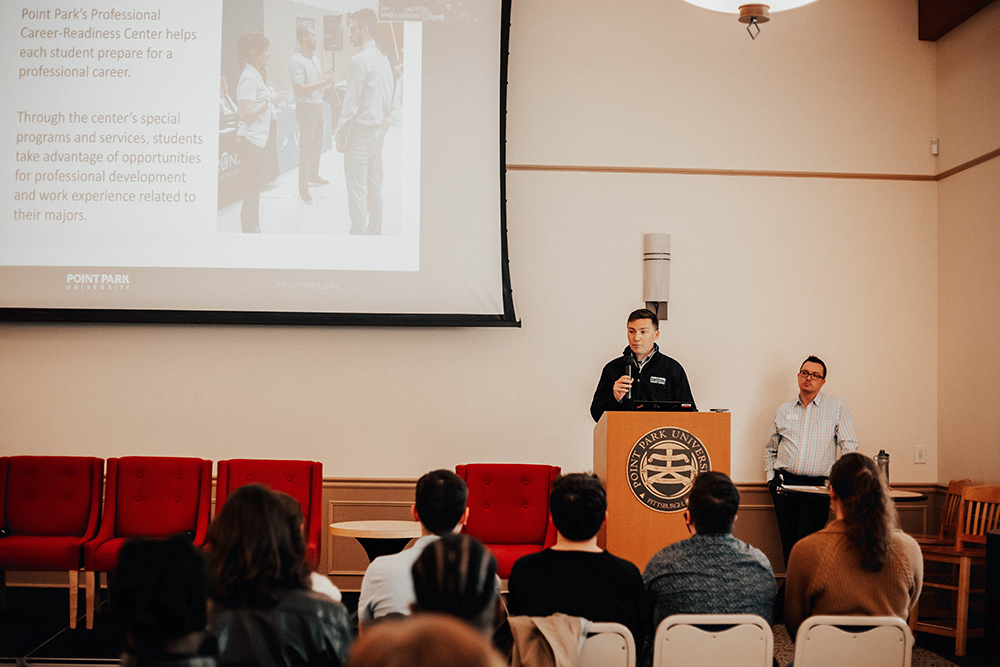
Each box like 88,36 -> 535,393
0,0 -> 519,329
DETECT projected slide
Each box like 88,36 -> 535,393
1,0 -> 513,323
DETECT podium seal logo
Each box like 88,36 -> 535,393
627,427 -> 711,513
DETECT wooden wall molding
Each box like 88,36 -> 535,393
935,146 -> 1000,180
507,147 -> 1000,183
323,478 -> 417,590
506,163 -> 934,181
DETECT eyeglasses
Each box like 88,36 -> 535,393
799,370 -> 825,381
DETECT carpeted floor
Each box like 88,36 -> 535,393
0,587 -> 123,666
0,587 -> 988,666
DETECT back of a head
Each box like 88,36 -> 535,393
112,534 -> 210,659
687,471 -> 739,535
273,489 -> 305,528
206,483 -> 311,608
295,25 -> 312,46
349,613 -> 506,667
548,472 -> 606,542
237,32 -> 269,66
411,533 -> 498,634
351,7 -> 379,36
829,452 -> 896,572
414,469 -> 468,535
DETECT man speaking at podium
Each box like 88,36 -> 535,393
590,309 -> 696,422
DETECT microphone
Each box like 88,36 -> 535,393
626,359 -> 632,400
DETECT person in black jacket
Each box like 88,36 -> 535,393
506,473 -> 649,651
590,308 -> 696,422
207,484 -> 350,667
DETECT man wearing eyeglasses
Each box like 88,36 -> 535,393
765,356 -> 859,565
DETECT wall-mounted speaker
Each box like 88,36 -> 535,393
324,14 -> 343,51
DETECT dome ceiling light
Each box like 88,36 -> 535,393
682,1 -> 820,40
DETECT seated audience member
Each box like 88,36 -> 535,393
206,484 -> 351,667
273,490 -> 342,602
358,469 -> 469,629
506,473 -> 647,649
644,471 -> 775,633
348,613 -> 507,667
113,535 -> 216,667
784,452 -> 923,640
411,533 -> 502,636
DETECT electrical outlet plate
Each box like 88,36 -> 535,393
914,444 -> 927,464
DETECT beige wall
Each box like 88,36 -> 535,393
4,0 -> 997,485
935,1 -> 1000,172
938,159 -> 1000,485
936,0 -> 1000,485
509,0 -> 936,174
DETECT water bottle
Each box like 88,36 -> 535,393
875,450 -> 890,484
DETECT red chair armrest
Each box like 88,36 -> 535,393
84,458 -> 120,567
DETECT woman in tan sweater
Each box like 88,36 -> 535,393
784,453 -> 923,640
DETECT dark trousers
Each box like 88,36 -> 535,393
239,141 -> 265,233
296,103 -> 324,189
770,470 -> 831,565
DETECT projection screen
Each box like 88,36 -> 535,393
1,0 -> 517,326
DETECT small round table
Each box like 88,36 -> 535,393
781,484 -> 927,502
329,520 -> 423,562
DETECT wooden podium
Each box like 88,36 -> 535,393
594,411 -> 731,570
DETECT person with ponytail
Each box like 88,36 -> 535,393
784,452 -> 923,640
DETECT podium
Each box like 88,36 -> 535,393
594,411 -> 731,570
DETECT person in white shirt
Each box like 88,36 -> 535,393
357,469 -> 469,633
334,9 -> 394,235
289,26 -> 333,204
765,355 -> 859,564
235,32 -> 286,233
220,75 -> 239,124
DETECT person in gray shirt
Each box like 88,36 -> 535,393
644,471 -> 776,635
289,26 -> 333,204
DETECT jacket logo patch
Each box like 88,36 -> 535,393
650,376 -> 666,385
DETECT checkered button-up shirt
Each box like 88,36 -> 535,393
764,392 -> 859,480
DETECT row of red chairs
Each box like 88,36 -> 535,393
0,456 -> 322,629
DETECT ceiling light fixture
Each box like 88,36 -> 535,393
682,1 -> 819,40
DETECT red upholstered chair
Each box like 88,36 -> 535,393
83,456 -> 212,629
455,464 -> 560,579
215,459 -> 323,569
0,456 -> 103,629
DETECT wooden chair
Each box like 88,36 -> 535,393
652,614 -> 772,667
215,459 -> 324,570
793,616 -> 912,667
910,484 -> 1000,655
0,456 -> 103,629
911,479 -> 970,546
455,464 -> 560,579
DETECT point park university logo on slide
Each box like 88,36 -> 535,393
66,273 -> 131,291
627,427 -> 711,513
